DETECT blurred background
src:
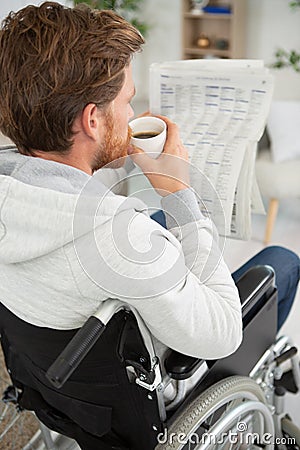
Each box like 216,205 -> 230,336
0,1 -> 299,444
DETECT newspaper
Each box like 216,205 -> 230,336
149,59 -> 274,240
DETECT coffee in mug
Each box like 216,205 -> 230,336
132,131 -> 160,139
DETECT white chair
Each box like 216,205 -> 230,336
255,130 -> 300,244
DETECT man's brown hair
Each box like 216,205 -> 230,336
0,1 -> 144,155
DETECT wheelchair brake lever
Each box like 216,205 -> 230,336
274,346 -> 297,366
125,359 -> 154,383
132,357 -> 162,391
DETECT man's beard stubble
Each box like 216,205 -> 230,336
91,113 -> 132,172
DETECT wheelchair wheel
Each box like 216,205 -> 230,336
156,375 -> 274,450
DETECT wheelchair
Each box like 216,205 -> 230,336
1,265 -> 300,449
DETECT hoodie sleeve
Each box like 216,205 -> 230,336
88,192 -> 242,360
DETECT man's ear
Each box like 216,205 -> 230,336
81,103 -> 103,140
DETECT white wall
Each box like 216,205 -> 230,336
134,0 -> 300,102
1,0 -> 299,102
133,0 -> 181,102
0,0 -> 71,20
245,0 -> 300,100
0,0 -> 38,19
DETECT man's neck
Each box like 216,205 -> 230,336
30,113 -> 100,175
32,150 -> 93,176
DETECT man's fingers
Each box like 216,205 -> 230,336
128,145 -> 154,171
154,116 -> 181,143
152,114 -> 178,128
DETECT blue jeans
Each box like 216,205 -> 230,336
151,210 -> 300,331
232,246 -> 300,331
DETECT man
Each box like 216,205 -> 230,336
0,2 -> 298,449
0,0 -> 242,355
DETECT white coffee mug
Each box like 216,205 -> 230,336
129,116 -> 166,159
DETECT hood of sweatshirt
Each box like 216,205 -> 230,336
0,147 -> 145,265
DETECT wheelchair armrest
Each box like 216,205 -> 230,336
164,265 -> 276,380
238,265 -> 275,318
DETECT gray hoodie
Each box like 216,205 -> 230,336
0,147 -> 242,359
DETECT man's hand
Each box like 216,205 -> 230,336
128,115 -> 190,196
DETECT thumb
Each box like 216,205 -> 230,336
128,145 -> 154,171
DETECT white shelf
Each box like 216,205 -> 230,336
182,0 -> 246,60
